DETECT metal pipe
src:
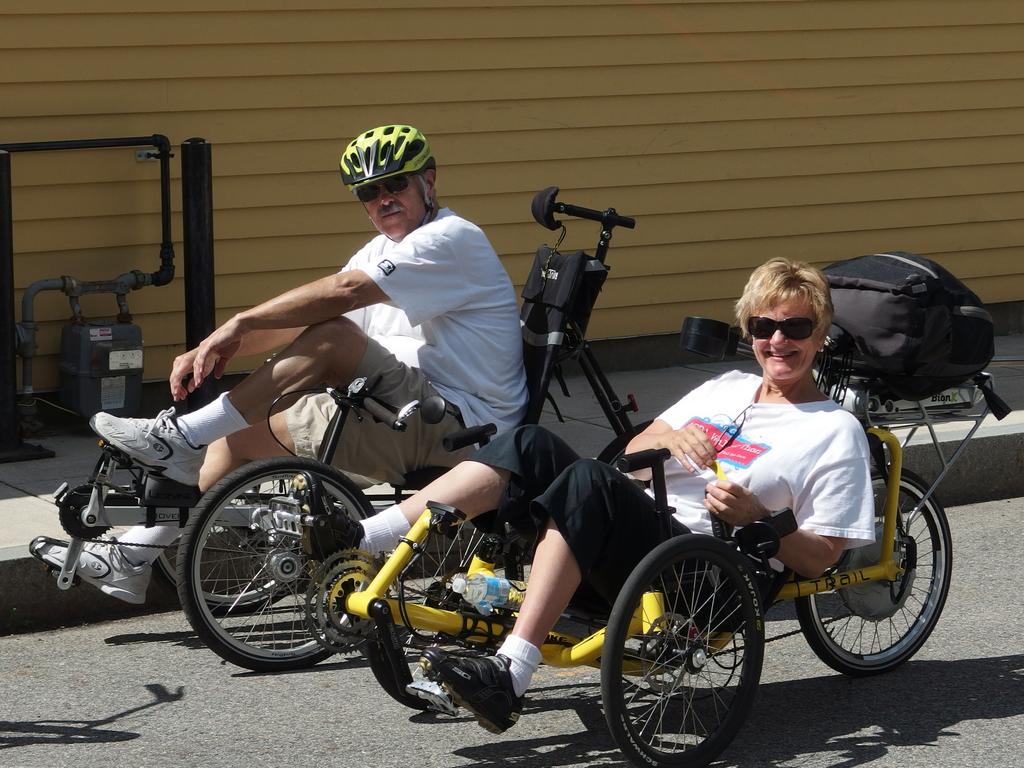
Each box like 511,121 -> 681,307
17,277 -> 66,397
9,134 -> 175,400
181,138 -> 217,410
0,151 -> 18,449
0,136 -> 174,458
0,150 -> 52,460
0,135 -> 176,288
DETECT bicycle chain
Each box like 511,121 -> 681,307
761,615 -> 842,646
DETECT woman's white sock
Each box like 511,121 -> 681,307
497,634 -> 542,697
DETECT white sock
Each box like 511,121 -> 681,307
176,393 -> 249,447
358,505 -> 411,554
497,634 -> 542,697
115,525 -> 181,566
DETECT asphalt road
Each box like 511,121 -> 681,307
2,497 -> 1022,768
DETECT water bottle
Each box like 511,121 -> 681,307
450,572 -> 526,615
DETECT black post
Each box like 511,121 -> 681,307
0,150 -> 52,462
180,138 -> 217,411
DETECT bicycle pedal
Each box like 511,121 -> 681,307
37,558 -> 81,587
405,679 -> 459,716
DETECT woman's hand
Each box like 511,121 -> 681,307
626,420 -> 720,479
664,424 -> 719,473
704,479 -> 770,527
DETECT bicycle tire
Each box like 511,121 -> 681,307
595,420 -> 653,465
177,456 -> 372,672
795,468 -> 952,676
602,534 -> 765,768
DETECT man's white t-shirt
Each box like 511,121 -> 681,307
655,371 -> 876,548
342,208 -> 527,432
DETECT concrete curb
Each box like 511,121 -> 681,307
2,428 -> 1021,637
903,432 -> 1024,507
2,545 -> 178,635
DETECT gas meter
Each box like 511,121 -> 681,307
58,293 -> 144,418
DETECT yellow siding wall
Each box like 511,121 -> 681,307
2,0 -> 1023,390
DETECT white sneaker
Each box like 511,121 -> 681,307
29,536 -> 152,605
90,407 -> 205,486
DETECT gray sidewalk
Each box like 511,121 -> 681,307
2,336 -> 1023,634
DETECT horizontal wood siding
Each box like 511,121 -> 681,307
2,0 -> 1022,391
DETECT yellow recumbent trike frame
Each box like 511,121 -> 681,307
322,426 -> 951,768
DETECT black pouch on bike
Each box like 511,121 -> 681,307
824,251 -> 994,400
520,246 -> 608,424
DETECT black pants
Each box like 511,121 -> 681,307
473,425 -> 687,604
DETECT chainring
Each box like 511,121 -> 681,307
56,484 -> 112,540
304,549 -> 378,653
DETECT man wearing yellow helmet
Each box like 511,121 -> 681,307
31,124 -> 528,605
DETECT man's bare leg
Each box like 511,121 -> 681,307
198,411 -> 294,491
189,316 -> 368,490
226,317 -> 368,424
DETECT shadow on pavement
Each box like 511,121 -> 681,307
724,653 -> 1024,767
0,683 -> 184,750
104,629 -> 207,650
443,654 -> 1023,768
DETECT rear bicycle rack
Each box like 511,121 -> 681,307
842,373 -> 999,518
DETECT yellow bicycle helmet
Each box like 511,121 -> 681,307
339,124 -> 435,191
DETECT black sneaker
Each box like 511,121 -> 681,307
420,647 -> 522,733
303,508 -> 364,559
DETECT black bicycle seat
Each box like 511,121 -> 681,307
531,186 -> 561,230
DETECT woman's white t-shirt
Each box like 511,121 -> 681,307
655,371 -> 876,548
341,208 -> 528,432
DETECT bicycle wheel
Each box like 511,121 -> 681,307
602,534 -> 765,768
795,468 -> 952,676
365,517 -> 508,711
177,457 -> 372,672
595,420 -> 653,464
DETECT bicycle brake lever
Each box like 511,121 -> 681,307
395,400 -> 421,426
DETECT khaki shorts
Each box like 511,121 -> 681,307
284,337 -> 471,486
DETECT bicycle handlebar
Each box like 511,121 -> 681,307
615,447 -> 670,474
341,378 -> 447,431
360,396 -> 404,429
531,186 -> 635,232
442,423 -> 497,452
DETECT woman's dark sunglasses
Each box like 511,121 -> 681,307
354,173 -> 411,203
747,316 -> 815,340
